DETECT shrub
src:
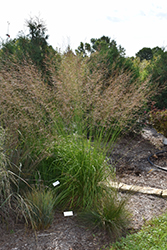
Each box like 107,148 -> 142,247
151,51 -> 167,109
149,105 -> 167,137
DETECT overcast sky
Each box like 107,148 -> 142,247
1,0 -> 167,57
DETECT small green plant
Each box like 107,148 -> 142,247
77,192 -> 131,239
24,185 -> 55,230
149,104 -> 167,137
112,211 -> 167,249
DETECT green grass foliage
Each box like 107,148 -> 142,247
112,211 -> 167,249
0,127 -> 35,225
47,133 -> 115,210
77,193 -> 130,239
24,185 -> 55,230
0,126 -> 12,220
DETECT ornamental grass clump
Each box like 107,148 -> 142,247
54,52 -> 153,134
24,185 -> 55,230
0,126 -> 12,221
77,192 -> 131,239
0,57 -> 57,226
0,51 -> 155,232
0,57 -> 57,179
36,52 -> 154,216
51,132 -> 116,211
0,126 -> 33,226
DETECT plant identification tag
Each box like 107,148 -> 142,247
52,180 -> 60,187
63,211 -> 73,216
164,138 -> 167,145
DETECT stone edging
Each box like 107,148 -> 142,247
108,181 -> 167,198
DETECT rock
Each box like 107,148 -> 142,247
141,127 -> 165,148
162,190 -> 167,198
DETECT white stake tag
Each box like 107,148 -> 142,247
63,211 -> 73,217
52,180 -> 60,187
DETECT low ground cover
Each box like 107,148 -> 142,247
112,211 -> 167,249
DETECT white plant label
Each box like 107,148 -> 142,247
63,211 -> 73,217
164,138 -> 167,145
52,180 -> 60,187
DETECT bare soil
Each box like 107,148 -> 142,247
1,128 -> 167,250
